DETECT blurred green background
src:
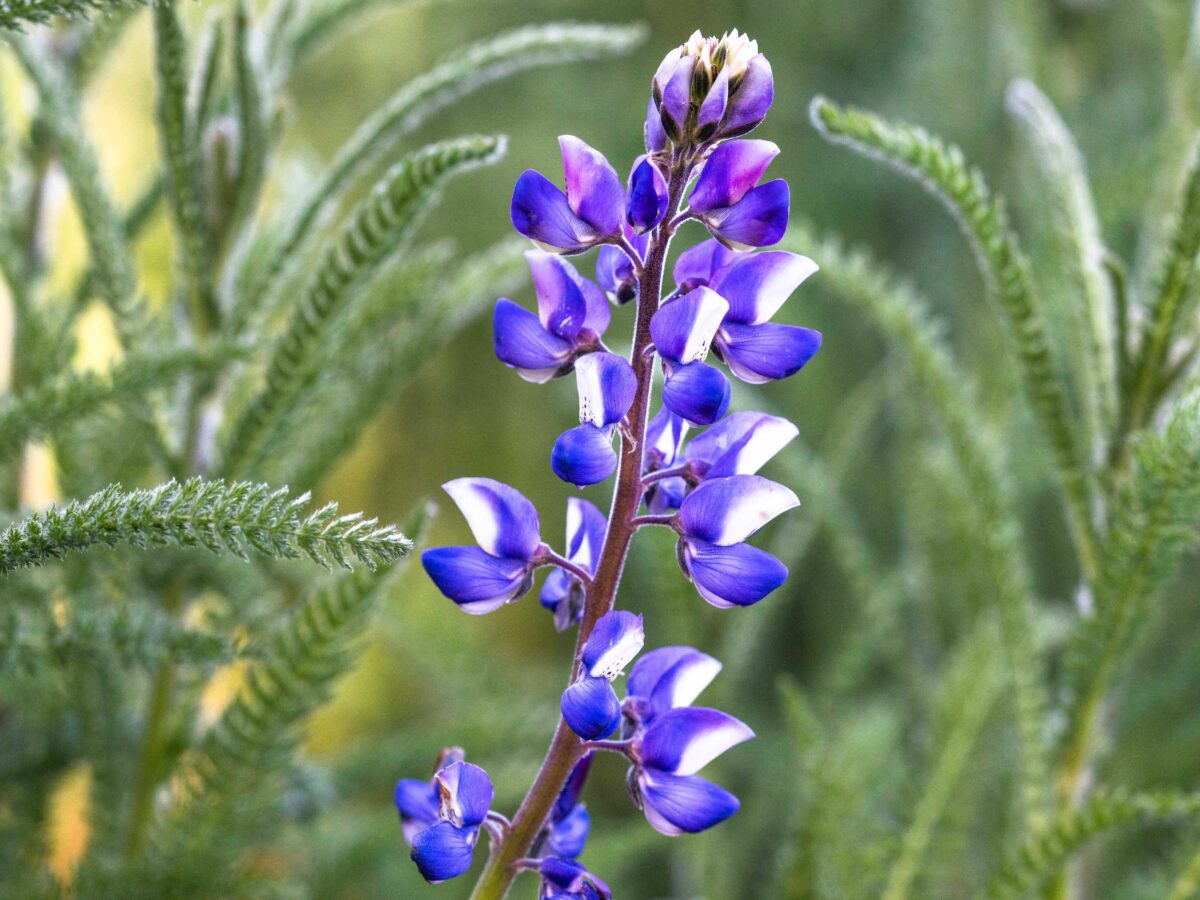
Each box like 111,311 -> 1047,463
43,0 -> 1200,896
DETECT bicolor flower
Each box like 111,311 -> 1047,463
494,251 -> 611,382
642,406 -> 690,513
534,753 -> 594,860
512,136 -> 625,254
673,239 -> 823,383
629,706 -> 753,835
422,478 -> 544,614
552,352 -> 637,487
627,155 -> 669,233
651,30 -> 774,146
596,227 -> 647,305
674,475 -> 799,607
561,610 -> 646,740
687,139 -> 789,250
395,752 -> 494,883
535,857 -> 612,900
623,646 -> 724,732
540,498 -> 607,631
650,287 -> 731,425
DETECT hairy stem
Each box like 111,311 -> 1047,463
468,160 -> 689,900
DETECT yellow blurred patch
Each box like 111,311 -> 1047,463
21,442 -> 60,511
46,764 -> 91,887
72,302 -> 122,374
198,660 -> 249,732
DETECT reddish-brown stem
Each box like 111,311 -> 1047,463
468,161 -> 690,900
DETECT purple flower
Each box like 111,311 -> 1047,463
596,227 -> 647,306
650,287 -> 731,425
642,407 -> 690,513
395,751 -> 494,883
632,706 -> 753,835
688,140 -> 789,250
674,475 -> 798,607
624,646 -> 724,729
494,252 -> 611,383
536,857 -> 612,900
552,352 -> 637,487
540,498 -> 607,631
627,156 -> 669,233
561,611 -> 645,740
512,136 -> 625,255
421,478 -> 544,614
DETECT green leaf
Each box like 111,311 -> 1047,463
219,134 -> 506,477
810,95 -> 1100,582
0,478 -> 411,574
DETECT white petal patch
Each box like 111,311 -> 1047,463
671,716 -> 755,776
663,654 -> 723,709
588,624 -> 646,680
721,416 -> 799,475
677,287 -> 730,363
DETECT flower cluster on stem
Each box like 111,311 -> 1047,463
400,29 -> 822,898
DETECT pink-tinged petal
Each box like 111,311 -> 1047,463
575,351 -> 636,428
552,424 -> 617,488
628,646 -> 722,714
411,820 -> 477,883
696,66 -> 730,140
686,411 -> 799,478
716,322 -> 822,384
493,299 -> 574,383
688,139 -> 780,213
644,97 -> 667,153
559,136 -> 624,237
662,361 -> 730,426
640,707 -> 755,775
561,675 -> 622,740
565,496 -> 607,571
678,474 -> 799,545
525,251 -> 587,341
711,251 -> 818,325
511,169 -> 600,254
442,477 -> 541,559
436,761 -> 493,828
638,771 -> 740,835
651,46 -> 683,96
680,539 -> 789,608
700,179 -> 790,250
650,287 -> 729,364
672,238 -> 739,293
658,55 -> 694,141
627,156 -> 669,234
721,53 -> 773,137
421,546 -> 532,614
582,610 -> 645,679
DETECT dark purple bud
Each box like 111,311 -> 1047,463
626,157 -> 669,234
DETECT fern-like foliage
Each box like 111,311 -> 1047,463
0,478 -> 411,573
220,133 -> 505,476
0,0 -> 141,31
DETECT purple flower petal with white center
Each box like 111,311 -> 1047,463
720,53 -> 773,137
576,351 -> 636,428
511,170 -> 603,255
672,238 -> 738,293
421,546 -> 533,614
710,251 -> 818,326
695,66 -> 729,140
644,406 -> 690,470
680,539 -> 789,608
411,820 -> 478,883
627,156 -> 669,233
644,97 -> 667,153
564,497 -> 607,572
442,478 -> 541,560
637,770 -> 740,836
701,179 -> 790,250
685,411 -> 799,479
639,707 -> 754,776
527,250 -> 611,340
395,778 -> 440,844
561,674 -> 622,740
552,424 -> 617,487
678,474 -> 799,545
650,287 -> 729,365
661,361 -> 730,426
559,136 -> 624,238
715,321 -> 823,383
628,647 -> 723,719
581,610 -> 644,679
493,299 -> 575,383
688,140 -> 780,214
435,761 -> 493,828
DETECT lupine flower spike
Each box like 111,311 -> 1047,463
408,28 -> 821,895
